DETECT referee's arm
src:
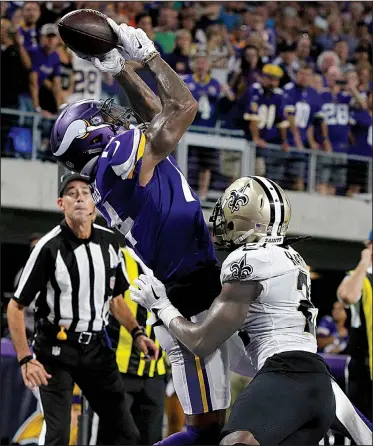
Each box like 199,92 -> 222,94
7,243 -> 52,388
337,245 -> 372,304
109,249 -> 159,360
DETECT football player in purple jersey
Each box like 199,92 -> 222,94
51,20 -> 230,446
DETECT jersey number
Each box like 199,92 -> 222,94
258,104 -> 276,130
295,103 -> 310,129
198,95 -> 212,120
297,271 -> 317,336
73,70 -> 98,95
322,103 -> 349,126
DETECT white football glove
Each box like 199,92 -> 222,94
130,275 -> 182,328
76,48 -> 124,76
107,18 -> 158,63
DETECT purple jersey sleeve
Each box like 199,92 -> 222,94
317,315 -> 335,337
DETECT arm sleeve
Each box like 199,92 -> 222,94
109,128 -> 146,180
13,244 -> 51,306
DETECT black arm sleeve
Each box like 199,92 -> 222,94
113,247 -> 130,297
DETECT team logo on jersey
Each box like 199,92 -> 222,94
227,186 -> 249,212
230,254 -> 253,280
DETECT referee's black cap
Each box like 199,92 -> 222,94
58,173 -> 90,197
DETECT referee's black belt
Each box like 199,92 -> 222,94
39,322 -> 104,345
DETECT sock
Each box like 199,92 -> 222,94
154,423 -> 223,446
153,426 -> 200,446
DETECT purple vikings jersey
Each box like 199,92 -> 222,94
182,74 -> 222,128
319,89 -> 352,152
283,83 -> 323,146
89,128 -> 217,282
317,315 -> 348,354
244,83 -> 287,142
349,109 -> 372,157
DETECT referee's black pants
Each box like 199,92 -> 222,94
34,332 -> 138,445
348,357 -> 372,421
121,374 -> 166,445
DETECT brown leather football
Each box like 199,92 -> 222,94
58,9 -> 118,57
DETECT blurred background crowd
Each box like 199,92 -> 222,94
1,0 -> 372,200
0,2 -> 372,445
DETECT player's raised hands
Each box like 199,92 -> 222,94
130,275 -> 182,328
107,18 -> 158,63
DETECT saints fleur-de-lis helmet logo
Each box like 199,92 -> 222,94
227,185 -> 249,213
230,254 -> 253,280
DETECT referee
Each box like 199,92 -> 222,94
337,230 -> 372,420
107,247 -> 168,445
7,173 -> 158,445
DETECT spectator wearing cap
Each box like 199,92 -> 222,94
273,41 -> 298,87
29,23 -> 62,159
337,230 -> 373,420
7,173 -> 158,445
29,23 -> 62,115
243,64 -> 290,183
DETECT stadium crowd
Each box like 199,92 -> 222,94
1,1 -> 372,197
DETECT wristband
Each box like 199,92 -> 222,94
142,51 -> 160,67
131,326 -> 145,338
19,355 -> 33,367
158,305 -> 183,329
133,331 -> 147,341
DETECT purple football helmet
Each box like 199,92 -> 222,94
51,98 -> 141,174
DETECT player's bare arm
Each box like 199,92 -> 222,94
114,64 -> 162,122
131,276 -> 262,358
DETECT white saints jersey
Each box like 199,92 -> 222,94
68,53 -> 102,104
221,243 -> 318,371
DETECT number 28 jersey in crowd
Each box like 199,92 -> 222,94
89,127 -> 217,283
221,243 -> 318,371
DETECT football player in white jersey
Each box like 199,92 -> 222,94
68,52 -> 102,103
131,176 -> 372,445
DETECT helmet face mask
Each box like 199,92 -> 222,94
210,176 -> 292,248
51,98 -> 143,174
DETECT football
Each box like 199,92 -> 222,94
58,9 -> 118,57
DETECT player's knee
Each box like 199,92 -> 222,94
220,430 -> 260,445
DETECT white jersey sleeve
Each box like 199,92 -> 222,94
221,245 -> 271,283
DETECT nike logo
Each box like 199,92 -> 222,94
135,36 -> 142,49
151,286 -> 161,300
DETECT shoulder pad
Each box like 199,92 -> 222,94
108,129 -> 146,180
221,246 -> 270,283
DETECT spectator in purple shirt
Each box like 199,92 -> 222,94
29,23 -> 62,116
317,302 -> 349,354
19,1 -> 40,51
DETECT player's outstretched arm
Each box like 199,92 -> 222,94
168,281 -> 261,358
114,64 -> 162,123
130,276 -> 262,358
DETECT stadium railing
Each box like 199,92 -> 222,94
1,107 -> 372,203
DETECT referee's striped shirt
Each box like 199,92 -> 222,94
107,248 -> 167,378
13,219 -> 127,333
